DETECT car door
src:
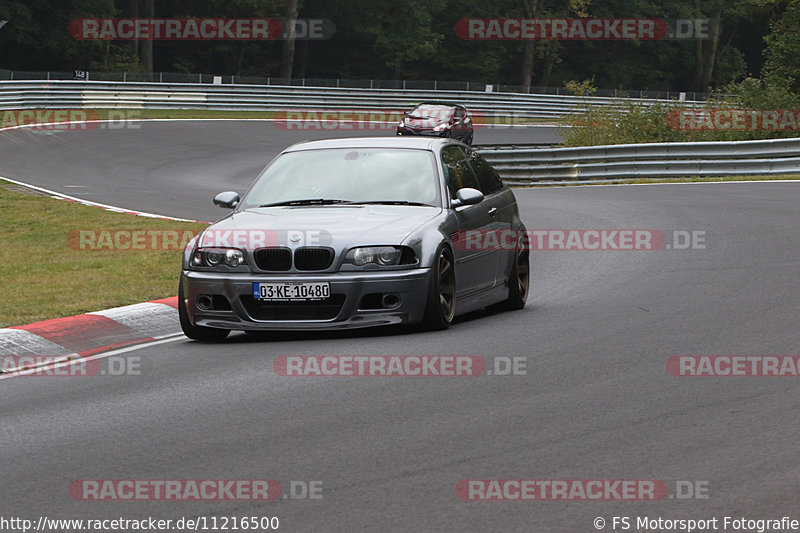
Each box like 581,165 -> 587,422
441,145 -> 497,295
463,147 -> 515,287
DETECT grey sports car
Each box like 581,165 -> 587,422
179,136 -> 529,340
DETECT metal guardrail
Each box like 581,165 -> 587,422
0,80 -> 701,119
476,138 -> 800,182
0,68 -> 711,100
2,79 -> 789,183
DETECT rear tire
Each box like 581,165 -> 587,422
503,242 -> 530,310
422,245 -> 456,330
178,281 -> 230,341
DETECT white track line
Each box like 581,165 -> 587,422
0,334 -> 186,380
0,174 -> 206,222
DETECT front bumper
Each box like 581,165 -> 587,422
181,268 -> 432,331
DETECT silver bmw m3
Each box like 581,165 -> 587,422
179,136 -> 529,340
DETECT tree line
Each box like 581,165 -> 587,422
0,0 -> 798,93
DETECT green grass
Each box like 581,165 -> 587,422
0,182 -> 208,327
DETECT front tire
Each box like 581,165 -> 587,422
178,280 -> 230,341
422,245 -> 456,330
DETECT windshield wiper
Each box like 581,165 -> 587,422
258,199 -> 349,207
345,200 -> 434,207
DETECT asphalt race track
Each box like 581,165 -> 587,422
0,120 -> 559,221
2,122 -> 800,532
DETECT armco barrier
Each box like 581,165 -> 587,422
0,80 -> 701,119
476,138 -> 800,182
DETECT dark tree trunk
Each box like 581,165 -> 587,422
280,0 -> 299,79
141,0 -> 154,80
130,0 -> 139,60
519,0 -> 540,90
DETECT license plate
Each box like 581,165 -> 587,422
252,282 -> 330,301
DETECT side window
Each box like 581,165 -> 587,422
441,145 -> 480,199
464,148 -> 504,195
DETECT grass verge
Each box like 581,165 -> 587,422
0,181 -> 208,327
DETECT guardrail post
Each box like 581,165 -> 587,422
336,79 -> 340,88
123,72 -> 127,82
434,80 -> 437,90
160,72 -> 163,82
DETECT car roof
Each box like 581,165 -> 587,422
414,101 -> 465,109
283,136 -> 457,152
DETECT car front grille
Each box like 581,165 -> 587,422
254,247 -> 292,271
240,294 -> 345,321
294,247 -> 334,271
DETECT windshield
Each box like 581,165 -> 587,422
409,105 -> 453,119
241,148 -> 441,208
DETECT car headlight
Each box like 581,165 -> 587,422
191,247 -> 246,269
432,124 -> 448,132
344,246 -> 415,267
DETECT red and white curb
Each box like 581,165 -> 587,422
0,297 -> 181,375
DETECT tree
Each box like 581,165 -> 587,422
763,0 -> 800,92
372,0 -> 446,79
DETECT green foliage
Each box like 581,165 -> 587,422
564,78 -> 598,97
561,75 -> 800,146
763,0 -> 800,92
0,0 -> 797,91
560,102 -> 685,146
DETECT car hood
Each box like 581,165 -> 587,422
205,205 -> 443,249
404,116 -> 446,129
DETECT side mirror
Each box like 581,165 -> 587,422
451,187 -> 483,208
213,191 -> 240,209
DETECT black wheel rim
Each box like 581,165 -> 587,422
438,250 -> 456,321
516,248 -> 530,301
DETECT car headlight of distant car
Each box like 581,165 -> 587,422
432,124 -> 448,132
190,247 -> 248,270
344,246 -> 416,268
